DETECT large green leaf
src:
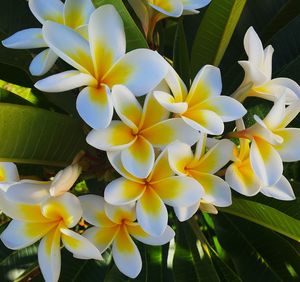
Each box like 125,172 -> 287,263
92,0 -> 147,51
219,197 -> 300,241
191,0 -> 246,76
0,103 -> 86,166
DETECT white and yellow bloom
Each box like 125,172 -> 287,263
87,86 -> 199,179
80,195 -> 175,278
0,162 -> 19,192
104,149 -> 203,236
35,5 -> 168,129
225,120 -> 295,200
154,65 -> 246,135
2,0 -> 95,76
168,136 -> 234,221
233,27 -> 300,103
0,183 -> 101,282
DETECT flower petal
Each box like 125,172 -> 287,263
29,0 -> 64,24
89,4 -> 126,79
42,21 -> 94,75
112,226 -> 142,278
121,136 -> 155,179
238,61 -> 268,86
105,202 -> 136,224
182,0 -> 211,10
152,176 -> 203,207
77,85 -> 113,129
154,91 -> 188,114
136,188 -> 168,236
60,228 -> 102,260
263,94 -> 286,129
128,224 -> 175,245
250,137 -> 283,186
35,70 -> 97,92
127,0 -> 149,34
261,45 -> 274,80
2,28 -> 46,49
0,162 -> 19,182
260,176 -> 295,201
173,202 -> 199,222
165,67 -> 188,101
199,202 -> 218,214
141,118 -> 200,147
149,0 -> 183,17
86,121 -> 136,151
103,49 -> 169,96
29,49 -> 58,76
279,100 -> 300,128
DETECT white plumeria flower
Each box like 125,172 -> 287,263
35,5 -> 169,130
128,0 -> 211,36
0,183 -> 101,282
0,162 -> 19,192
79,195 -> 175,278
233,26 -> 300,103
234,95 -> 300,187
154,65 -> 247,135
87,85 -> 200,179
104,149 -> 203,236
168,136 -> 234,221
2,0 -> 95,76
225,120 -> 295,200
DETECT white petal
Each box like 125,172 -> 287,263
261,45 -> 274,80
263,94 -> 286,129
29,49 -> 58,76
105,202 -> 137,224
0,162 -> 19,182
173,202 -> 200,222
238,61 -> 268,86
149,0 -> 183,17
154,91 -> 188,114
182,0 -> 211,10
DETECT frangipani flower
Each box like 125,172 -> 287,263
87,86 -> 200,179
154,65 -> 247,135
233,94 -> 300,187
80,195 -> 175,278
35,5 -> 168,129
233,27 -> 300,103
2,0 -> 95,76
168,136 -> 234,221
225,120 -> 295,200
0,162 -> 19,192
104,149 -> 203,236
0,183 -> 101,282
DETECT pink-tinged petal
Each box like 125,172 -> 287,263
149,0 -> 183,17
42,21 -> 94,75
149,149 -> 174,182
182,109 -> 224,135
1,221 -> 56,250
127,0 -> 149,34
128,224 -> 175,246
86,121 -> 136,151
82,225 -> 119,253
274,128 -> 300,162
238,61 -> 268,86
29,0 -> 64,24
173,202 -> 199,222
263,94 -> 286,129
38,225 -> 61,282
121,137 -> 155,179
154,91 -> 188,114
243,27 -> 264,67
279,100 -> 300,128
152,176 -> 203,207
2,28 -> 46,49
102,49 -> 169,96
79,195 -> 115,227
35,70 -> 97,92
89,4 -> 125,79
41,192 -> 82,228
182,0 -> 211,10
141,118 -> 200,147
140,92 -> 170,129
190,172 -> 232,207
192,139 -> 235,174
60,228 -> 102,260
201,96 -> 247,122
111,85 -> 142,129
50,164 -> 81,197
260,176 -> 295,201
29,49 -> 58,76
112,226 -> 142,279
136,188 -> 168,236
261,45 -> 274,80
199,202 -> 218,214
0,162 -> 19,182
64,0 -> 95,29
105,177 -> 145,206
105,202 -> 136,224
165,67 -> 188,101
187,65 -> 222,107
76,85 -> 113,129
250,137 -> 283,186
225,160 -> 261,197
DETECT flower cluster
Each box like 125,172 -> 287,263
1,0 -> 300,281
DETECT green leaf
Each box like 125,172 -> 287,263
191,0 -> 246,76
219,197 -> 300,241
0,103 -> 86,167
92,0 -> 148,51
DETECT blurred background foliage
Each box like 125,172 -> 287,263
0,0 -> 300,281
